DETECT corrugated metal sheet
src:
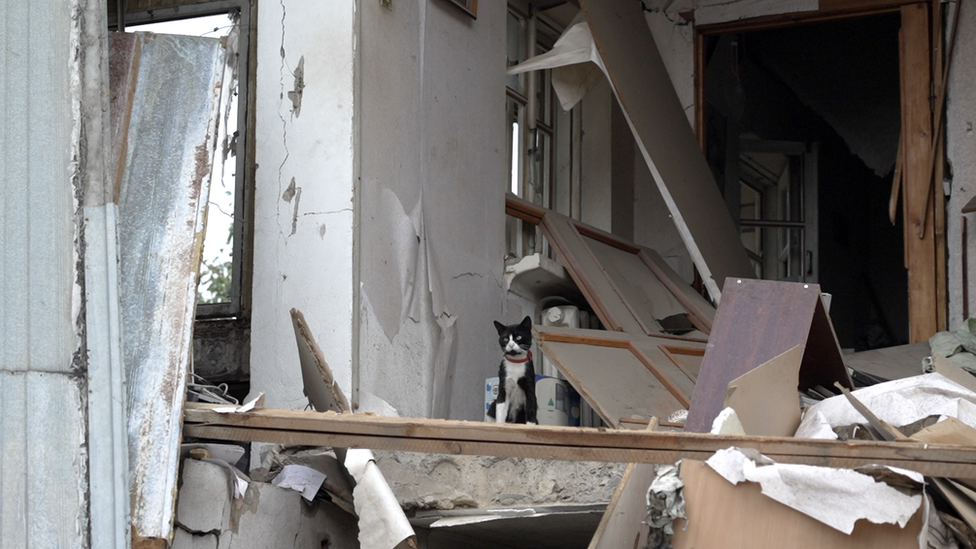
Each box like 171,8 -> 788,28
0,0 -> 87,547
114,32 -> 225,543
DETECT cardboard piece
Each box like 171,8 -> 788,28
672,460 -> 924,549
722,346 -> 802,437
910,417 -> 976,447
685,278 -> 851,432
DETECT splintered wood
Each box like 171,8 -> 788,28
182,403 -> 976,478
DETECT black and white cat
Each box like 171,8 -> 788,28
487,316 -> 538,425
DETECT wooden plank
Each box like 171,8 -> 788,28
932,353 -> 976,394
588,462 -> 654,549
672,460 -> 924,549
901,3 -> 938,343
579,0 -> 754,303
685,279 -> 851,433
182,405 -> 976,477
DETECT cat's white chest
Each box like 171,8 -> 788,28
503,359 -> 527,420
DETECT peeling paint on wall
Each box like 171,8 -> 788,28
288,56 -> 305,117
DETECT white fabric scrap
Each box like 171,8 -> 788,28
705,448 -> 922,535
795,374 -> 976,438
271,464 -> 327,502
345,448 -> 416,549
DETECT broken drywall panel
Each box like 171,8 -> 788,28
114,31 -> 225,543
673,457 -> 926,548
176,459 -> 233,534
577,0 -> 755,302
172,529 -> 218,549
692,0 -> 817,27
291,308 -> 351,414
685,278 -> 850,432
795,373 -> 976,440
345,449 -> 417,549
723,345 -> 802,437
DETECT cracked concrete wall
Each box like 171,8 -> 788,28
250,1 -> 356,410
359,1 -> 520,421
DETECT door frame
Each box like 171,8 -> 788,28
692,0 -> 944,342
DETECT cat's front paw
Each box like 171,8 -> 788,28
527,421 -> 537,425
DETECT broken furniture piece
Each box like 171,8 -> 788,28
685,278 -> 851,432
533,325 -> 704,428
509,0 -> 755,303
506,195 -> 716,338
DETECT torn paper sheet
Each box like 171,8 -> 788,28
345,448 -> 416,549
272,464 -> 327,502
795,373 -> 976,439
507,18 -> 605,111
212,392 -> 264,413
705,448 -> 923,535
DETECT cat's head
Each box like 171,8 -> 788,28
493,316 -> 533,356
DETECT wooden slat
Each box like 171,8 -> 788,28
182,404 -> 976,478
505,192 -> 547,226
901,3 -> 938,342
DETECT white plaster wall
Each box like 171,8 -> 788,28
358,2 -> 510,420
251,1 -> 356,409
946,2 -> 976,328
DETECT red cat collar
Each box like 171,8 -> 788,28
506,350 -> 532,363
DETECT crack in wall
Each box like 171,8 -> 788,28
276,0 -> 292,238
302,208 -> 353,216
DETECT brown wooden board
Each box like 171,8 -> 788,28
672,460 -> 924,549
685,278 -> 851,432
578,0 -> 754,303
182,404 -> 976,478
588,462 -> 655,549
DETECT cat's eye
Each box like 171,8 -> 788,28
515,336 -> 521,341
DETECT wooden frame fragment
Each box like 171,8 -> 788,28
182,404 -> 976,478
506,195 -> 716,335
533,326 -> 705,427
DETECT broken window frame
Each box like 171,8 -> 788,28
506,2 -> 576,262
111,0 -> 254,321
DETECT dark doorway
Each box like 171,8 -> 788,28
702,13 -> 908,350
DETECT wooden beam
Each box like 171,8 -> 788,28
695,0 -> 918,33
505,192 -> 547,226
901,3 -> 938,342
182,404 -> 976,478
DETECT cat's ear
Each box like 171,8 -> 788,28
519,316 -> 533,330
493,320 -> 506,334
